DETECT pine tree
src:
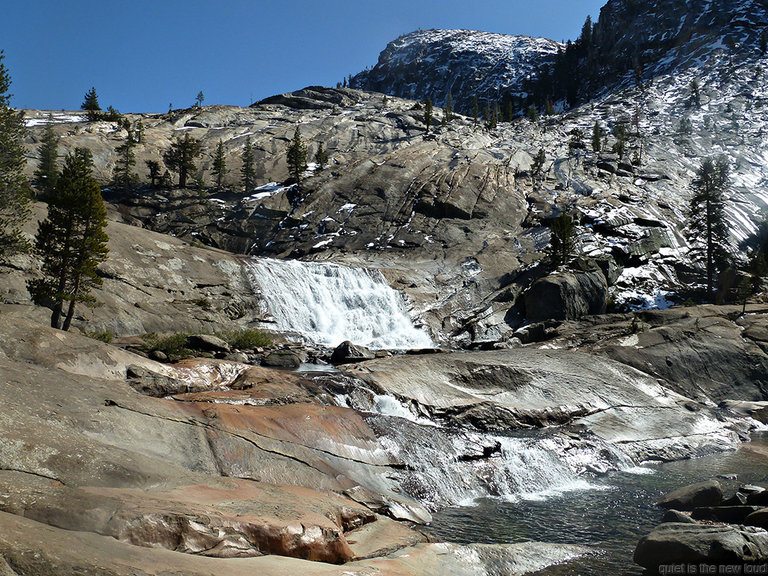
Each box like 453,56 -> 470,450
423,97 -> 433,133
315,143 -> 328,171
163,133 -> 201,187
81,87 -> 101,121
211,140 -> 226,189
113,138 -> 138,189
444,93 -> 453,122
547,212 -> 576,267
195,91 -> 205,107
526,105 -> 538,123
580,16 -> 593,48
472,96 -> 479,127
286,127 -> 308,187
591,121 -> 602,153
34,116 -> 60,196
484,102 -> 497,130
612,121 -> 628,160
241,136 -> 255,192
145,160 -> 161,188
689,80 -> 701,108
28,148 -> 109,331
687,156 -> 731,300
0,51 -> 30,257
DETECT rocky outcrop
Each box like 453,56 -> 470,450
634,524 -> 768,570
523,269 -> 608,322
0,311 -> 601,574
582,0 -> 768,98
0,510 -> 590,576
527,305 -> 768,404
0,315 -> 434,566
342,347 -> 750,463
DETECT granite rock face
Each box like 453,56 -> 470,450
0,313 -> 601,575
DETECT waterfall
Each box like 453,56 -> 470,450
244,258 -> 433,349
364,412 -> 632,509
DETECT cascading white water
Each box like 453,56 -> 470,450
244,258 -> 433,349
363,410 -> 633,509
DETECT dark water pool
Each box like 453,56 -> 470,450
425,432 -> 768,575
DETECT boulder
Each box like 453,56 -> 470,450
721,492 -> 748,506
523,270 -> 607,323
126,365 -> 191,397
657,480 -> 723,510
596,160 -> 617,174
746,509 -> 768,529
691,506 -> 762,524
186,334 -> 231,354
634,524 -> 768,569
661,510 -> 697,524
149,349 -> 168,362
262,350 -> 302,369
331,341 -> 376,365
748,490 -> 768,506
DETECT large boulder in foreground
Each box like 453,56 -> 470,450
657,480 -> 723,511
634,523 -> 768,569
524,270 -> 607,323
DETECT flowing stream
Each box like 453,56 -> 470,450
243,257 -> 767,574
244,258 -> 433,349
425,432 -> 768,575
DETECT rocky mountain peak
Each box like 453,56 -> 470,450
352,1 -> 768,111
351,29 -> 561,112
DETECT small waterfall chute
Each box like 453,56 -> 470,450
245,258 -> 433,349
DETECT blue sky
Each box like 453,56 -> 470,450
2,1 -> 606,113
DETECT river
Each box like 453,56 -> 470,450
425,432 -> 768,575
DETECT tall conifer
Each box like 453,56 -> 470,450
286,127 -> 308,188
687,156 -> 731,300
163,134 -> 201,187
34,117 -> 60,196
241,136 -> 255,192
28,149 -> 109,330
0,51 -> 30,257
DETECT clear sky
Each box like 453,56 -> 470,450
2,1 -> 606,113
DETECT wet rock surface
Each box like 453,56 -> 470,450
342,346 -> 750,462
636,478 -> 768,570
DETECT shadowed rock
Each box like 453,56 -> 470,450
331,341 -> 375,364
657,481 -> 723,511
634,523 -> 768,569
